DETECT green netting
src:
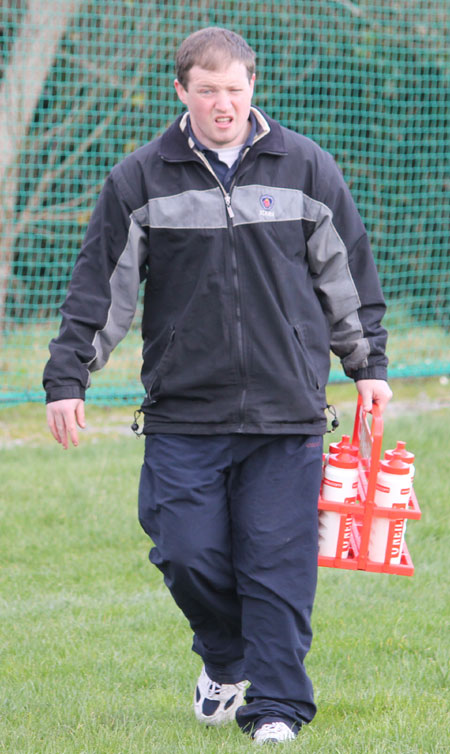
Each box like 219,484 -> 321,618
1,0 -> 449,405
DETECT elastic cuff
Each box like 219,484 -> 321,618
348,366 -> 388,382
45,384 -> 86,403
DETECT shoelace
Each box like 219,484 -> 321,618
206,679 -> 224,698
262,723 -> 286,734
204,677 -> 246,700
255,722 -> 294,739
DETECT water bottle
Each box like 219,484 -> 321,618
368,458 -> 411,564
319,452 -> 359,559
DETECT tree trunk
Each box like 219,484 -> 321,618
0,0 -> 82,328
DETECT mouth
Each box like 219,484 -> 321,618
215,116 -> 233,126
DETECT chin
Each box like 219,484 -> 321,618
217,132 -> 237,145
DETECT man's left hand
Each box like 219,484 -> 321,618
355,379 -> 393,415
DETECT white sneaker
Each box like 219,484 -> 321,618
193,665 -> 247,726
253,721 -> 296,744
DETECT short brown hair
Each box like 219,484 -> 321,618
176,27 -> 256,89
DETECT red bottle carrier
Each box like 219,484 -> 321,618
318,396 -> 421,575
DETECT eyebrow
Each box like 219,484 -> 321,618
195,82 -> 244,88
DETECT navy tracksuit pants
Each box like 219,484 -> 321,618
138,433 -> 323,733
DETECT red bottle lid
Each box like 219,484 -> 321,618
329,434 -> 358,457
379,458 -> 410,475
328,452 -> 358,469
384,440 -> 415,464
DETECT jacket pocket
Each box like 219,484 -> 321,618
293,323 -> 320,391
146,326 -> 176,404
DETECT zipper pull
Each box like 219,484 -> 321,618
225,194 -> 234,218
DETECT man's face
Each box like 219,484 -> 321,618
174,60 -> 255,150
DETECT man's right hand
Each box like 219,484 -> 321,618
46,398 -> 86,449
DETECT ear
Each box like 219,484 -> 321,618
249,73 -> 256,97
174,78 -> 188,105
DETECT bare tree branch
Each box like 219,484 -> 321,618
13,56 -> 150,238
14,180 -> 104,228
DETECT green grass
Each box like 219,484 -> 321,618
1,382 -> 449,753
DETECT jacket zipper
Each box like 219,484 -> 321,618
194,149 -> 249,430
226,180 -> 246,431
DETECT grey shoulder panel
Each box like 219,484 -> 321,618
147,187 -> 227,229
88,213 -> 148,372
302,193 -> 369,370
302,192 -> 361,319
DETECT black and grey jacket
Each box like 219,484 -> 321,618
43,107 -> 388,435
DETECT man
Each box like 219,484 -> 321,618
44,27 -> 392,745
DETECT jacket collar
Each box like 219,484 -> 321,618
159,106 -> 287,162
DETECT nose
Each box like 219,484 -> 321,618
214,89 -> 232,111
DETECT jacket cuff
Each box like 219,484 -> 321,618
45,384 -> 86,403
348,366 -> 388,382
